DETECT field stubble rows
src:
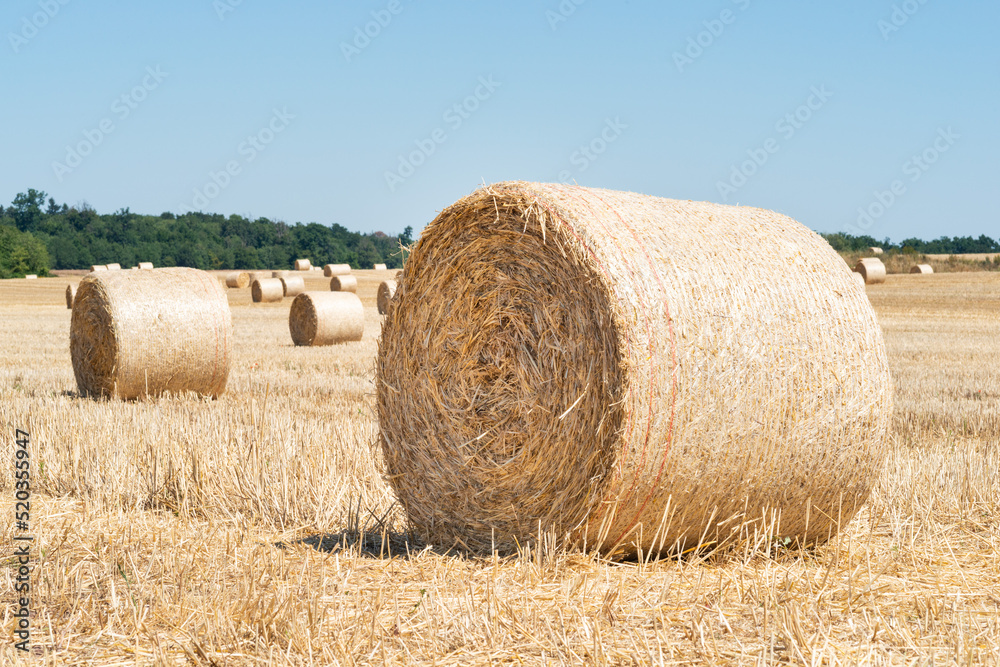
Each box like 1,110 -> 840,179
1,271 -> 999,664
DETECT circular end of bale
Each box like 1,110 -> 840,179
854,258 -> 886,285
377,280 -> 397,314
909,264 -> 933,274
376,181 -> 893,557
289,292 -> 364,346
251,278 -> 284,303
330,275 -> 358,293
138,262 -> 154,270
69,267 -> 232,399
225,272 -> 250,288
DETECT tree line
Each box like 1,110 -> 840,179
2,189 -> 997,279
0,189 -> 412,279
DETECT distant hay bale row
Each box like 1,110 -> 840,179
374,263 -> 388,271
66,284 -> 76,308
910,264 -> 934,274
294,259 -> 312,271
280,275 -> 306,297
226,272 -> 250,288
854,257 -> 886,285
251,278 -> 284,303
70,267 -> 232,399
377,280 -> 397,314
324,264 -> 351,277
330,275 -> 358,293
376,181 -> 893,557
288,292 -> 364,346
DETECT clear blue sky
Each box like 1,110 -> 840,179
2,1 -> 996,242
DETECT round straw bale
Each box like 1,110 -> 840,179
90,265 -> 108,272
25,274 -> 37,280
69,267 -> 232,399
323,263 -> 352,277
330,275 -> 358,293
280,275 -> 306,297
248,271 -> 270,285
66,283 -> 76,308
106,263 -> 122,271
294,259 -> 312,271
868,246 -> 884,255
376,182 -> 893,557
852,271 -> 866,288
272,270 -> 290,279
288,292 -> 364,346
138,262 -> 154,270
374,263 -> 388,271
854,258 -> 886,285
909,264 -> 933,274
225,271 -> 250,288
251,278 -> 284,303
377,280 -> 397,314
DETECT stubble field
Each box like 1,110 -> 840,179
2,270 -> 999,665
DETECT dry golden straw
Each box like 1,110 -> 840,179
376,181 -> 893,557
910,264 -> 934,274
330,275 -> 358,293
855,257 -> 887,284
272,270 -> 290,279
280,275 -> 306,297
324,263 -> 352,277
374,263 -> 388,271
868,246 -> 884,255
294,259 -> 312,271
248,271 -> 269,285
852,271 -> 867,288
138,262 -> 154,270
377,280 -> 397,315
225,272 -> 250,289
288,292 -> 364,346
69,267 -> 232,399
251,278 -> 284,303
90,265 -> 108,272
106,263 -> 122,271
25,274 -> 37,280
65,284 -> 76,309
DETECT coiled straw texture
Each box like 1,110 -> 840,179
376,181 -> 893,557
70,267 -> 232,399
288,292 -> 364,346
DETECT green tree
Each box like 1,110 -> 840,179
10,189 -> 48,232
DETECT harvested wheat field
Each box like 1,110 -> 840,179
2,269 -> 1000,664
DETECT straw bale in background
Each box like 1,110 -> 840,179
330,275 -> 358,293
288,292 -> 364,346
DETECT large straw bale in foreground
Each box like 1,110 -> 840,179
909,264 -> 933,274
66,284 -> 76,309
855,258 -> 886,285
324,263 -> 351,277
377,280 -> 397,314
280,275 -> 306,297
225,272 -> 250,288
288,292 -> 364,346
377,181 -> 893,557
251,278 -> 284,303
70,267 -> 232,399
330,275 -> 358,293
